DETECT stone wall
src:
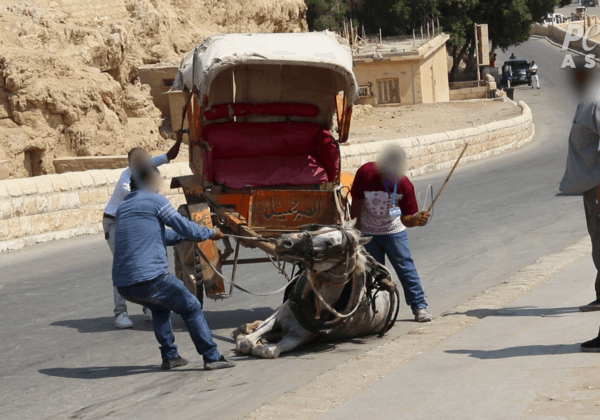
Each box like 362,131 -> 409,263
53,156 -> 130,174
0,100 -> 534,252
531,20 -> 600,56
340,100 -> 534,176
0,163 -> 190,252
449,76 -> 500,101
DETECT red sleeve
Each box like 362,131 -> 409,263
398,177 -> 419,216
350,165 -> 368,200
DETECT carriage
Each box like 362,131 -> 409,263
169,32 -> 359,303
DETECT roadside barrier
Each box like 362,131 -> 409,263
0,100 -> 534,252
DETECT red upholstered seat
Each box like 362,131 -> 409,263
202,121 -> 339,188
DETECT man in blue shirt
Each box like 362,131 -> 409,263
104,140 -> 182,329
113,162 -> 235,370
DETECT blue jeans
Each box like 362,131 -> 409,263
364,230 -> 428,312
117,273 -> 221,362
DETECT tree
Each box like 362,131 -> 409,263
306,0 -> 357,32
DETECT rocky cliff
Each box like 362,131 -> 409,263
0,0 -> 307,178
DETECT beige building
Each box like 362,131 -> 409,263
353,33 -> 450,106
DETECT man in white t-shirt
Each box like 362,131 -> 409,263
529,61 -> 539,89
102,138 -> 182,329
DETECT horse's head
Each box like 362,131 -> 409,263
275,219 -> 371,273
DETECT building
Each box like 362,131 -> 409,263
352,33 -> 450,106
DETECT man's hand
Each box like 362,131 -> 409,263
166,133 -> 183,161
402,211 -> 431,227
212,228 -> 225,241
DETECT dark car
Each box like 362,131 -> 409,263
504,59 -> 531,84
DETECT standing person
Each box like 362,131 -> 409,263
502,62 -> 513,88
529,61 -> 540,89
350,145 -> 434,322
103,138 -> 182,329
560,60 -> 600,315
490,53 -> 497,68
113,162 -> 235,370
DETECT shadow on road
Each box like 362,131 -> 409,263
445,343 -> 582,359
443,306 -> 581,319
204,306 -> 276,329
39,365 -> 164,379
50,315 -> 155,333
50,307 -> 275,334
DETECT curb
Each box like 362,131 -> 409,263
340,100 -> 535,176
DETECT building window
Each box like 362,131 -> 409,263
377,78 -> 400,104
358,83 -> 372,98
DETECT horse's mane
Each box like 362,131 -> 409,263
345,228 -> 368,274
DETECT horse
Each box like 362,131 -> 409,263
233,219 -> 400,359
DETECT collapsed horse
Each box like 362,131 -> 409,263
233,220 -> 401,359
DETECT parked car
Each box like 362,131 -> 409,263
582,1 -> 597,8
504,59 -> 531,84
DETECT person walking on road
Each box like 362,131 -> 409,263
350,145 -> 434,323
103,138 -> 182,329
529,61 -> 540,89
112,161 -> 235,370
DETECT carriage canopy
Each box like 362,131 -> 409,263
172,31 -> 359,129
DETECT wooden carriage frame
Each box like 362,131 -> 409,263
170,32 -> 359,303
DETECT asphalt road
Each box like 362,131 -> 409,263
0,38 -> 596,420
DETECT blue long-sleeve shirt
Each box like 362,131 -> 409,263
112,190 -> 216,287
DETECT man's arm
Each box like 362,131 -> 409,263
156,196 -> 224,242
401,211 -> 431,227
399,178 -> 430,227
149,135 -> 184,168
165,229 -> 185,246
166,135 -> 183,161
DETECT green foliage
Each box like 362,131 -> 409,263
306,0 -> 352,32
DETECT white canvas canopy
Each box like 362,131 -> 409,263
172,32 -> 358,128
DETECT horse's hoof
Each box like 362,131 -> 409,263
237,338 -> 255,354
252,344 -> 281,359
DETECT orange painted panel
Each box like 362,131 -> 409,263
340,171 -> 355,193
191,206 -> 226,296
252,190 -> 337,228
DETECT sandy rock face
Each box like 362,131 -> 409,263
0,0 -> 307,178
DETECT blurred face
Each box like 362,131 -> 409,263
376,145 -> 406,182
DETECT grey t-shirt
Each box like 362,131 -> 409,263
559,101 -> 600,194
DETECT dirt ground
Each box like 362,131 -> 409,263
348,100 -> 522,143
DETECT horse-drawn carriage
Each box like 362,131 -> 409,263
170,32 -> 359,303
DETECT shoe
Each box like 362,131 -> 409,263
161,356 -> 188,370
204,356 -> 236,371
581,336 -> 600,352
414,308 -> 434,323
143,307 -> 152,322
115,312 -> 133,329
580,300 -> 600,312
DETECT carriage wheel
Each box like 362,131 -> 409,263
173,205 -> 205,305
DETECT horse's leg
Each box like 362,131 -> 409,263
236,309 -> 280,354
251,304 -> 315,359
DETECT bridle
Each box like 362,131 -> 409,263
293,226 -> 359,283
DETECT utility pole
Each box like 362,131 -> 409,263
474,23 -> 480,82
